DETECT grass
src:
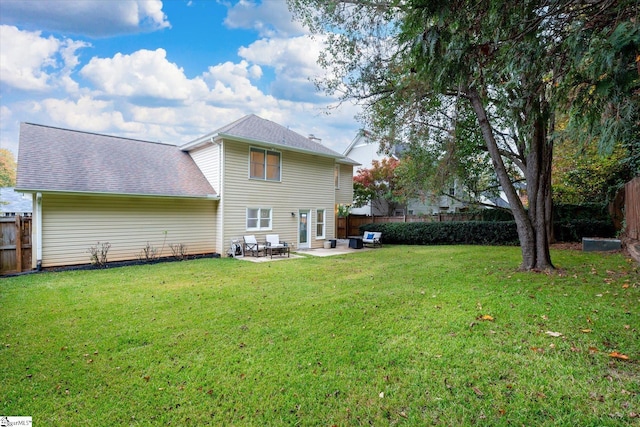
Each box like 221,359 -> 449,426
1,245 -> 638,426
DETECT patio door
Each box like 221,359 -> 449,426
298,209 -> 310,249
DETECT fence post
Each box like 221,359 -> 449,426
15,215 -> 22,272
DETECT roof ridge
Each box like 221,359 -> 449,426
21,122 -> 175,147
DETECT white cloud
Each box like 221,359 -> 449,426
239,35 -> 329,101
40,97 -> 144,134
224,0 -> 305,37
0,0 -> 170,37
0,25 -> 59,91
0,25 -> 90,92
80,49 -> 209,101
201,60 -> 273,106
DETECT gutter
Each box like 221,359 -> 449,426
15,188 -> 220,201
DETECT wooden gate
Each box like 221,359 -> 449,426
1,215 -> 32,275
626,177 -> 640,240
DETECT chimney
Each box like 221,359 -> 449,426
308,134 -> 322,144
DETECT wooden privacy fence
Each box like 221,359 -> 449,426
1,215 -> 32,275
337,213 -> 476,238
626,177 -> 640,241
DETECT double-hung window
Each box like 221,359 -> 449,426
316,209 -> 325,239
250,148 -> 281,181
247,208 -> 272,231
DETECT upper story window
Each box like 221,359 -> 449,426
250,147 -> 281,181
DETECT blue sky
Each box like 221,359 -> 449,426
0,0 -> 362,157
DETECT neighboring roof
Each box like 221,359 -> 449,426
343,129 -> 403,160
16,123 -> 217,198
182,114 -> 359,165
1,187 -> 32,214
343,129 -> 374,156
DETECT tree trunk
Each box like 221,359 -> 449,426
468,88 -> 554,271
526,115 -> 554,270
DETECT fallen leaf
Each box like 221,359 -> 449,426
545,331 -> 563,337
581,329 -> 592,333
588,347 -> 599,354
472,386 -> 484,397
609,352 -> 630,361
530,347 -> 544,353
379,392 -> 384,398
478,314 -> 494,321
622,284 -> 629,289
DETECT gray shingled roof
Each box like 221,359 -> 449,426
183,114 -> 359,165
16,123 -> 217,198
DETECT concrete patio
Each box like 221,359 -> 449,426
237,239 -> 373,262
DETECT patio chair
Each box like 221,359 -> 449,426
265,234 -> 290,258
243,235 -> 265,257
362,231 -> 382,248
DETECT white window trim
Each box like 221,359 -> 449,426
246,207 -> 272,231
249,147 -> 281,182
316,208 -> 326,239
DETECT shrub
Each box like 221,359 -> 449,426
87,242 -> 111,267
359,221 -> 520,246
554,219 -> 616,242
554,203 -> 610,222
359,217 -> 616,246
170,243 -> 188,261
138,242 -> 159,262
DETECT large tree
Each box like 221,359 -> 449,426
0,148 -> 17,187
353,157 -> 405,216
289,0 -> 638,271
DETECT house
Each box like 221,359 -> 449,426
343,129 -> 466,216
16,115 -> 357,269
1,187 -> 32,216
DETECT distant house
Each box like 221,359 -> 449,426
1,187 -> 32,216
16,115 -> 357,269
343,130 -> 466,216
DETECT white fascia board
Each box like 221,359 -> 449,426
14,188 -> 220,201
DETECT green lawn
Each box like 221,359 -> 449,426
1,246 -> 638,426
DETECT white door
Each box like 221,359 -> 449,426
298,209 -> 310,249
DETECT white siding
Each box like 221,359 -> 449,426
335,164 -> 354,206
40,194 -> 218,267
188,143 -> 221,192
221,141 -> 336,253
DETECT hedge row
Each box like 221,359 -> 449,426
474,203 -> 611,223
359,219 -> 616,246
359,221 -> 520,246
553,220 -> 616,242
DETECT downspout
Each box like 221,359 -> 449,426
218,139 -> 224,255
35,192 -> 42,271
